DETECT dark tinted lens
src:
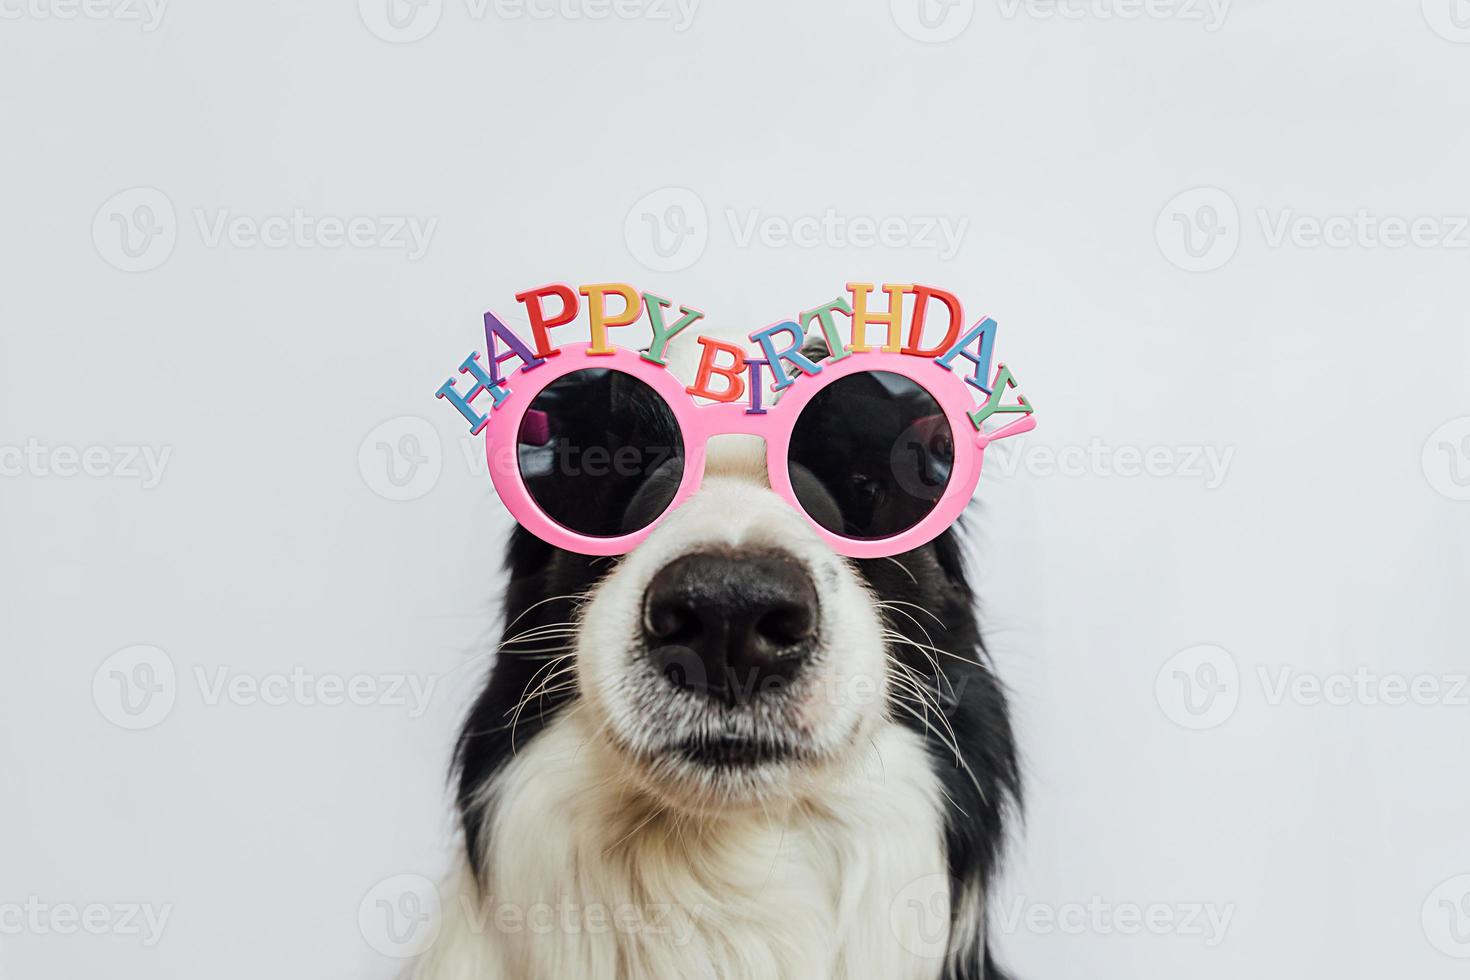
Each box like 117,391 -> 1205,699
517,369 -> 684,537
787,371 -> 953,540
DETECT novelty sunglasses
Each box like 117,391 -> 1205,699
473,336 -> 1035,559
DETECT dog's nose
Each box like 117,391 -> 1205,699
642,551 -> 819,704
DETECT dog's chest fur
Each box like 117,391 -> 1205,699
420,713 -> 953,980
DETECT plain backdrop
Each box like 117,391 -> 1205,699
3,1 -> 1469,977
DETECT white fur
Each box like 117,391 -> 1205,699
415,716 -> 951,980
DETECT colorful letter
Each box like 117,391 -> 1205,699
580,282 -> 642,355
514,283 -> 579,358
968,363 -> 1033,430
641,293 -> 704,366
685,337 -> 747,403
799,297 -> 853,362
435,352 -> 505,434
936,317 -> 998,394
847,282 -> 912,353
745,358 -> 770,415
902,285 -> 964,357
748,320 -> 822,391
483,310 -> 544,386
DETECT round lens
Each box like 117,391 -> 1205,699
516,369 -> 685,538
787,371 -> 954,540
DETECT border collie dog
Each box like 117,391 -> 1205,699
416,337 -> 1020,980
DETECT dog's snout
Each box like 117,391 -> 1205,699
642,551 -> 818,704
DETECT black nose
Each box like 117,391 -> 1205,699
642,551 -> 819,705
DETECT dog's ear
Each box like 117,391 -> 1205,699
800,328 -> 834,365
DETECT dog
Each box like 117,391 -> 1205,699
415,331 -> 1020,980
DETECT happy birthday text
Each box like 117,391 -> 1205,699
435,282 -> 1030,432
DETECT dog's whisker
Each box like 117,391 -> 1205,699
887,697 -> 988,807
888,673 -> 951,749
881,627 -> 985,673
602,803 -> 668,858
885,633 -> 960,706
878,606 -> 940,655
886,664 -> 966,766
889,673 -> 962,754
877,598 -> 946,629
499,625 -> 579,646
506,656 -> 579,752
879,555 -> 920,586
500,646 -> 577,658
875,603 -> 945,664
498,625 -> 582,647
499,593 -> 594,638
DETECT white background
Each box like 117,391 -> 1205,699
3,1 -> 1469,977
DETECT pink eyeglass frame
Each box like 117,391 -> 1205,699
484,342 -> 1035,559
